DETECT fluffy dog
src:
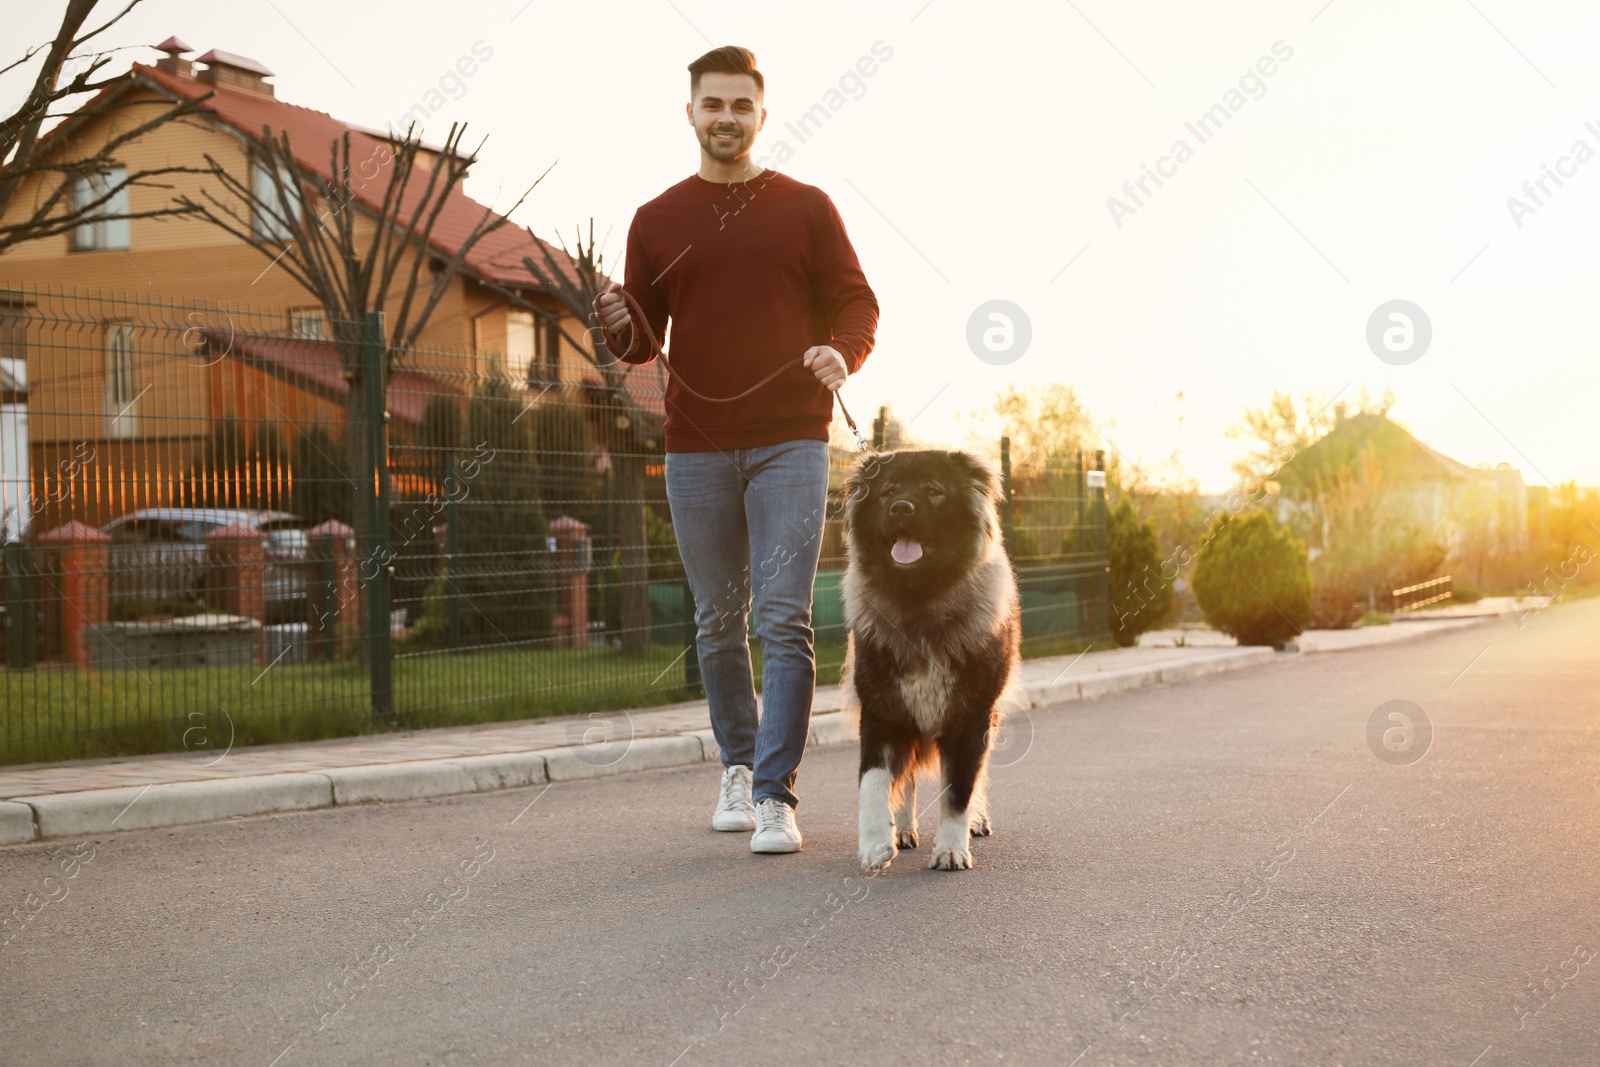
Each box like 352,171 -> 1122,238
839,449 -> 1028,871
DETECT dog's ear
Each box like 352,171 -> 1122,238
843,449 -> 896,524
950,451 -> 1004,507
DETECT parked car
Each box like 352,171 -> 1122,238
101,508 -> 312,625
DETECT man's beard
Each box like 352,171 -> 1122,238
701,126 -> 748,161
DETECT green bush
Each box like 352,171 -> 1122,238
1356,610 -> 1392,627
1004,523 -> 1041,565
1452,577 -> 1483,604
1192,511 -> 1310,649
406,377 -> 557,648
1107,499 -> 1172,647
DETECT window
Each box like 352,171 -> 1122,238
537,318 -> 561,385
289,308 -> 327,340
105,323 -> 138,438
0,293 -> 24,366
506,309 -> 536,386
70,167 -> 130,251
251,161 -> 301,242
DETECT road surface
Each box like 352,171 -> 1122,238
2,599 -> 1596,1066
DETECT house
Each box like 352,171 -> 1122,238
1273,405 -> 1532,575
0,38 -> 664,534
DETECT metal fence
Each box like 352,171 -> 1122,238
0,284 -> 1107,765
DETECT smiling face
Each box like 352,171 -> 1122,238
687,71 -> 764,167
844,450 -> 1003,592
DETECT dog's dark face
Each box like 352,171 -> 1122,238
843,449 -> 1002,592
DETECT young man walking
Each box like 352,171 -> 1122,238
595,46 -> 878,854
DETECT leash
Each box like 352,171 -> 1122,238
599,287 -> 872,452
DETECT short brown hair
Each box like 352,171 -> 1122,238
688,45 -> 763,98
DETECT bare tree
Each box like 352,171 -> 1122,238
488,221 -> 666,654
0,0 -> 210,254
176,120 -> 537,660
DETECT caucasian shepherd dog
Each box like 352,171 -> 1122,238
839,449 -> 1028,871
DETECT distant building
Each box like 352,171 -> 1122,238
1273,405 -> 1531,579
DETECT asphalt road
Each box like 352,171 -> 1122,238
2,599 -> 1597,1066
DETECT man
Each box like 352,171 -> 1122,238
595,45 -> 878,854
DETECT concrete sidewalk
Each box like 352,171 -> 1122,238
0,608 -> 1506,846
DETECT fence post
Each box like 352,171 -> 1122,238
1092,449 -> 1110,641
873,406 -> 886,451
602,460 -> 617,641
999,436 -> 1013,552
36,520 -> 109,669
205,523 -> 267,663
446,452 -> 461,653
549,515 -> 591,649
3,541 -> 36,669
364,311 -> 395,727
307,519 -> 355,660
1074,449 -> 1086,553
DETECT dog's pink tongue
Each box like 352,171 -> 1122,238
891,535 -> 923,565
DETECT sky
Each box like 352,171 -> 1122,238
5,0 -> 1598,493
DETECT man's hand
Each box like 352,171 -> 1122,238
594,281 -> 634,352
802,345 -> 848,392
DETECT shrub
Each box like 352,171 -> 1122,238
1452,577 -> 1482,604
1309,582 -> 1363,629
290,426 -> 352,528
414,377 -> 557,647
1107,499 -> 1172,647
1192,511 -> 1311,649
1003,523 -> 1040,566
1356,610 -> 1391,627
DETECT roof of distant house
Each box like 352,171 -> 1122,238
1277,411 -> 1484,489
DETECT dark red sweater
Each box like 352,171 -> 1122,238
605,171 -> 878,452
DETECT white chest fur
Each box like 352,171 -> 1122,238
897,660 -> 956,735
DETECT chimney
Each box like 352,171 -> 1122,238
194,48 -> 276,97
153,35 -> 194,77
1333,401 -> 1347,424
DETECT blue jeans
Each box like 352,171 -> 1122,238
665,440 -> 830,810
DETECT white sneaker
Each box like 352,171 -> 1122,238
750,798 -> 802,854
712,765 -> 755,832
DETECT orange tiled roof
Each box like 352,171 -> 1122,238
133,62 -> 580,292
207,330 -> 459,427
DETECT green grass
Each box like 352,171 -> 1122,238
1,643 -> 708,766
1,629 -> 1098,767
1356,610 -> 1392,627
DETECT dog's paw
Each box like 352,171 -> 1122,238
896,827 -> 919,849
929,845 -> 973,871
969,813 -> 992,837
859,835 -> 897,872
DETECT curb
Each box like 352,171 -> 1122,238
0,621 -> 1486,846
324,751 -> 550,806
0,801 -> 36,846
17,772 -> 333,840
